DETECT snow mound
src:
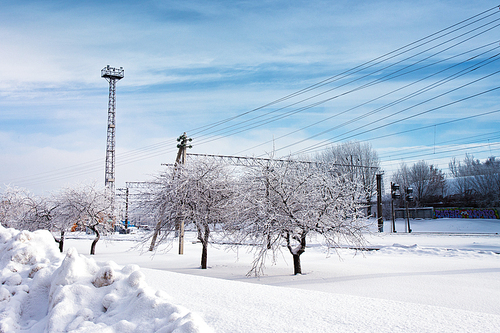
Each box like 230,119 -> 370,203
0,225 -> 213,332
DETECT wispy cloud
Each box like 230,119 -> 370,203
1,0 -> 499,192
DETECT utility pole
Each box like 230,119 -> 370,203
376,173 -> 383,232
124,187 -> 129,230
175,133 -> 192,255
148,133 -> 192,253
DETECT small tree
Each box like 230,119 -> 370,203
0,187 -> 55,230
56,183 -> 114,255
0,186 -> 34,228
426,165 -> 447,202
410,160 -> 431,206
0,186 -> 69,251
229,158 -> 369,276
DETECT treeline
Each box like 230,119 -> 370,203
0,183 -> 114,254
392,154 -> 500,208
2,141 -> 498,275
136,156 -> 370,276
0,152 -> 374,276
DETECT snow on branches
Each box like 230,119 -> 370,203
227,158 -> 370,276
142,159 -> 235,269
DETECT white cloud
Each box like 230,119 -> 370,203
1,0 -> 499,192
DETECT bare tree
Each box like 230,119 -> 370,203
449,154 -> 500,207
392,161 -> 446,206
228,158 -> 369,276
318,141 -> 380,215
410,160 -> 431,206
426,165 -> 447,201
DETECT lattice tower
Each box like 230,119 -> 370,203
101,65 -> 124,194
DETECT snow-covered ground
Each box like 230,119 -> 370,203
1,218 -> 500,332
0,225 -> 213,332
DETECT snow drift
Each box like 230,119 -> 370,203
0,225 -> 213,332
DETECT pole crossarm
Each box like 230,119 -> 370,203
125,181 -> 160,189
186,153 -> 380,170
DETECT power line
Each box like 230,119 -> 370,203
234,43 -> 500,155
191,18 -> 500,149
378,132 -> 500,160
381,142 -> 500,168
188,5 -> 500,137
4,6 -> 500,188
286,73 -> 500,158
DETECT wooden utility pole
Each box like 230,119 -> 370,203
175,133 -> 192,255
148,133 -> 192,252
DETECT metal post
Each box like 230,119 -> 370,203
391,199 -> 396,233
125,187 -> 129,231
405,201 -> 411,233
376,173 -> 383,232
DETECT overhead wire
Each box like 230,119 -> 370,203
234,42 -> 500,155
189,12 -> 500,147
189,18 -> 500,155
377,131 -> 500,160
381,142 -> 500,166
3,5 -> 500,187
188,5 -> 500,137
285,69 -> 500,158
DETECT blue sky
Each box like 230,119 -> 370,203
1,0 -> 500,193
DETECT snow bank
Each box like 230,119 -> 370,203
0,225 -> 213,332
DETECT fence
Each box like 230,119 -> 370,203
393,207 -> 500,219
394,207 -> 434,219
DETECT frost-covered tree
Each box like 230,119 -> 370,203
0,187 -> 55,230
0,186 -> 34,228
145,159 -> 235,269
55,183 -> 114,255
228,158 -> 369,276
139,177 -> 178,252
318,141 -> 380,215
0,186 -> 69,251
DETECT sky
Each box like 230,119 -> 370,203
1,0 -> 500,194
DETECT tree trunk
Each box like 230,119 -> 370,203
198,225 -> 210,269
89,225 -> 100,255
286,232 -> 307,275
292,254 -> 302,275
201,241 -> 208,269
149,222 -> 161,251
149,205 -> 166,251
59,230 -> 65,253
